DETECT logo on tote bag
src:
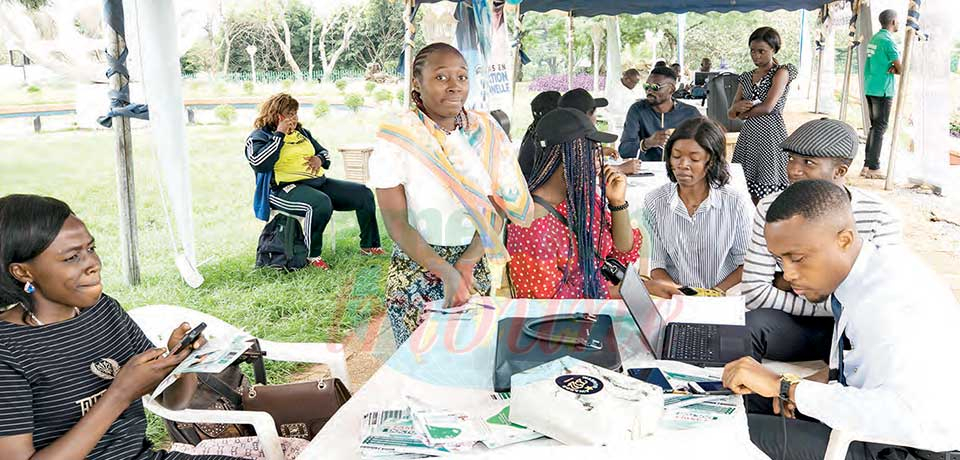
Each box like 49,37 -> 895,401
555,375 -> 604,395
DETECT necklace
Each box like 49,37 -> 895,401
21,304 -> 81,326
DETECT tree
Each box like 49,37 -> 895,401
262,0 -> 304,79
352,0 -> 405,71
217,10 -> 257,77
316,3 -> 362,82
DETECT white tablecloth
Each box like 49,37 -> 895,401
299,299 -> 770,459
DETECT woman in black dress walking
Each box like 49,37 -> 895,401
728,27 -> 797,203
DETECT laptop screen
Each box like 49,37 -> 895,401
694,71 -> 718,86
620,267 -> 667,359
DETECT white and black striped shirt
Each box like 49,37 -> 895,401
643,183 -> 752,289
0,295 -> 237,460
742,186 -> 902,316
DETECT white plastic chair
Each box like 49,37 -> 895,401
128,304 -> 350,460
269,209 -> 336,254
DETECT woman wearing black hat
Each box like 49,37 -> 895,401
506,108 -> 642,299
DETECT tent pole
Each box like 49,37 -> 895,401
838,0 -> 861,122
677,13 -> 686,72
511,9 -> 523,114
798,10 -> 806,81
814,43 -> 824,113
567,11 -> 573,91
102,0 -> 140,285
857,3 -> 873,140
402,0 -> 414,108
884,3 -> 919,191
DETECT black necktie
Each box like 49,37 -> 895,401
831,295 -> 847,386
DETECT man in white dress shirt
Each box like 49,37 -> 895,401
723,180 -> 960,460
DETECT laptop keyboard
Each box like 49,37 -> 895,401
668,323 -> 718,362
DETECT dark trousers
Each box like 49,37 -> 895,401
270,177 -> 381,258
749,415 -> 931,460
864,95 -> 893,171
746,309 -> 834,363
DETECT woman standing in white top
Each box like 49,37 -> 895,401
368,43 -> 532,346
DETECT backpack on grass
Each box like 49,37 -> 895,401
255,213 -> 308,271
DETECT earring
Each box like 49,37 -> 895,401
23,282 -> 35,294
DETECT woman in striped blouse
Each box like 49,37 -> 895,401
0,195 -> 255,460
642,118 -> 752,298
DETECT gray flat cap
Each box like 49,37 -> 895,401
781,118 -> 859,160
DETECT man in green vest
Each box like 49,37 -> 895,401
861,9 -> 902,179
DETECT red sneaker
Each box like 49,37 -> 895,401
360,247 -> 386,256
309,258 -> 330,270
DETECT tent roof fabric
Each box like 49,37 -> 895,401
417,1 -> 832,17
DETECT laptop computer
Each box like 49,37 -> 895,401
619,267 -> 749,367
694,71 -> 718,86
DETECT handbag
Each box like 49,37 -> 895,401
493,313 -> 622,392
242,378 -> 352,440
164,340 -> 351,444
165,343 -> 267,444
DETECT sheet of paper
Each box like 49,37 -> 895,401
151,331 -> 254,398
661,395 -> 739,430
480,393 -> 543,449
656,295 -> 746,326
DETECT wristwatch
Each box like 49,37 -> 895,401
779,373 -> 802,403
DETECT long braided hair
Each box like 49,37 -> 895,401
410,42 -> 470,130
527,137 -> 606,299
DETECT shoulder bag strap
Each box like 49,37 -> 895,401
532,195 -> 568,227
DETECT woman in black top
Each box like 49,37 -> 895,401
0,194 -> 238,460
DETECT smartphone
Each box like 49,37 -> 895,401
679,286 -> 699,296
688,381 -> 733,395
627,367 -> 673,392
163,322 -> 207,358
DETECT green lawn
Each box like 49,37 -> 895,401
0,112 -> 397,443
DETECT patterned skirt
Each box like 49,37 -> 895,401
385,244 -> 490,347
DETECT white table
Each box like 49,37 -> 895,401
299,299 -> 769,460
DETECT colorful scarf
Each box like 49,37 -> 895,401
377,109 -> 533,264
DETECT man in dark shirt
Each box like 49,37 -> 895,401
619,67 -> 701,161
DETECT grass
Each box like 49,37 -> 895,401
0,112 -> 397,444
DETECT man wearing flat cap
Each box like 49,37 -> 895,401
740,118 -> 901,368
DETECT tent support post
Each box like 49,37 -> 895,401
884,5 -> 919,191
103,0 -> 140,286
402,0 -> 414,108
566,11 -> 573,91
838,0 -> 862,122
677,13 -> 686,72
511,10 -> 523,113
857,2 -> 874,137
814,41 -> 824,113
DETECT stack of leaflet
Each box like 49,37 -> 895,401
655,364 -> 741,430
359,395 -> 542,458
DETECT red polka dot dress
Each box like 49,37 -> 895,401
506,197 -> 642,299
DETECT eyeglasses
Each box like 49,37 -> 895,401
643,83 -> 667,92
